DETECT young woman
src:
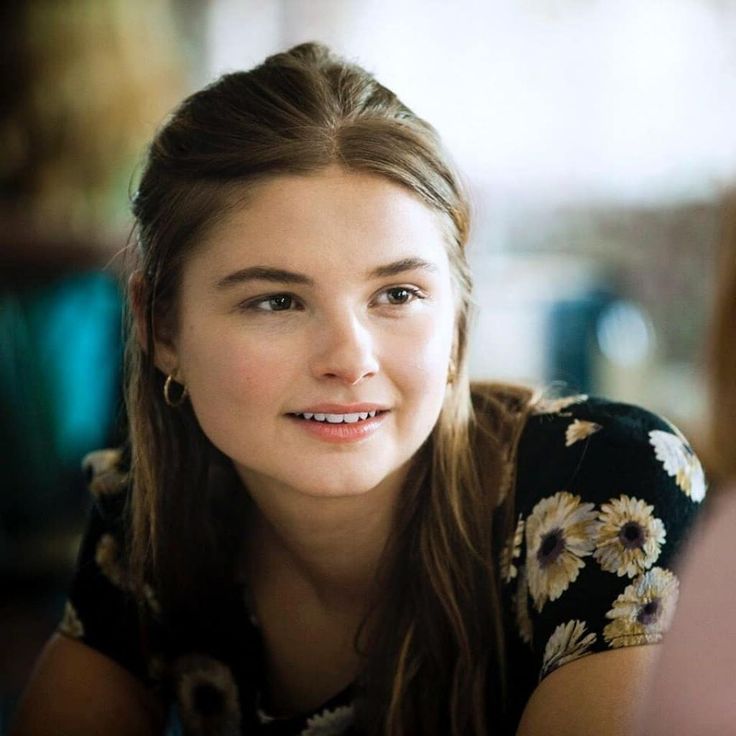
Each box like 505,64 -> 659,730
11,43 -> 706,736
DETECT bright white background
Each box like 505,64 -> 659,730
201,0 -> 736,432
208,0 -> 736,206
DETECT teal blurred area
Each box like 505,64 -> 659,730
0,0 -> 189,729
0,273 -> 124,731
0,272 -> 123,527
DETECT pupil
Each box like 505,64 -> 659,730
390,289 -> 408,303
271,295 -> 291,310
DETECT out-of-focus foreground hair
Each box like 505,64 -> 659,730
127,42 -> 531,735
708,189 -> 736,486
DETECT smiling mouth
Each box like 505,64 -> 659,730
290,410 -> 385,424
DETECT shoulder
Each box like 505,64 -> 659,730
80,446 -> 131,521
517,394 -> 706,510
59,447 -> 159,678
499,393 -> 707,689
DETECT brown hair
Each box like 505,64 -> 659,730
127,42 -> 532,734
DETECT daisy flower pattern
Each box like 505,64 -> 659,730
593,495 -> 666,577
95,533 -> 128,589
299,705 -> 355,736
58,600 -> 84,639
56,396 -> 706,736
81,447 -> 127,499
142,583 -> 162,617
174,655 -> 241,736
649,430 -> 706,502
541,620 -> 597,679
532,394 -> 588,416
565,419 -> 601,447
500,515 -> 525,583
526,491 -> 599,611
603,567 -> 679,648
514,566 -> 534,645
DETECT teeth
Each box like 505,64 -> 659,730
296,410 -> 380,423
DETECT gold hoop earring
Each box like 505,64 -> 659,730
163,373 -> 188,407
447,358 -> 457,386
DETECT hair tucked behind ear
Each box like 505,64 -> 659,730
125,41 -> 533,734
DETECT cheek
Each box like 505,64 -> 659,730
387,310 -> 455,393
178,322 -> 294,410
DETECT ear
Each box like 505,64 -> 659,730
128,270 -> 179,376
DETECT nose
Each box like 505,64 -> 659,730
309,311 -> 379,385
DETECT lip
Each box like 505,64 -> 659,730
286,406 -> 389,444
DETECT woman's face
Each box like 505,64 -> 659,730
159,166 -> 457,501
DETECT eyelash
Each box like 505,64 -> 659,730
240,286 -> 426,313
374,286 -> 426,306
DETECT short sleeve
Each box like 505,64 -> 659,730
57,448 -> 152,682
502,395 -> 706,687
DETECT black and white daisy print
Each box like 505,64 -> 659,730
299,705 -> 355,736
525,491 -> 599,611
531,394 -> 589,416
500,515 -> 525,584
174,655 -> 242,736
81,447 -> 127,499
514,566 -> 534,645
565,419 -> 601,447
649,430 -> 706,503
540,620 -> 597,679
58,600 -> 84,639
593,495 -> 666,577
603,567 -> 679,648
95,533 -> 128,589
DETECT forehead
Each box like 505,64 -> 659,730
187,167 -> 451,277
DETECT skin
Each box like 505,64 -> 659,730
11,165 -> 661,734
517,645 -> 659,736
9,634 -> 165,735
166,166 -> 456,502
635,492 -> 736,735
155,166 -> 458,713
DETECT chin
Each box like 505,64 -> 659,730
288,473 -> 388,499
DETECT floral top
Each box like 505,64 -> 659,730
58,396 -> 706,735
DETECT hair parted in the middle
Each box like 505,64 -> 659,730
126,42 -> 533,735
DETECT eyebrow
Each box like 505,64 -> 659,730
368,257 -> 438,279
214,257 -> 438,290
215,266 -> 313,289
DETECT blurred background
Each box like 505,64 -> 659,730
1,0 -> 734,729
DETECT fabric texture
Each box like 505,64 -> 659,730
58,395 -> 706,735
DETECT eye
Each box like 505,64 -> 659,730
247,294 -> 300,312
376,286 -> 425,306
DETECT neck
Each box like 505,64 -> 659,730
240,464 -> 410,612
